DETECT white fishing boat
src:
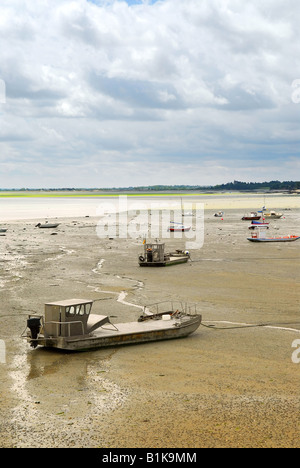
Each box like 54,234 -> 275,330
167,221 -> 191,232
263,210 -> 283,219
23,299 -> 202,351
139,241 -> 190,267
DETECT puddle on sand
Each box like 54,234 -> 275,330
8,345 -> 130,446
0,253 -> 29,288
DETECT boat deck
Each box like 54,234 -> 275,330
169,255 -> 187,261
166,255 -> 189,265
80,314 -> 195,339
139,255 -> 189,266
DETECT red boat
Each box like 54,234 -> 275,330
242,212 -> 261,221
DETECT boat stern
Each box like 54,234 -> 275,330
25,315 -> 43,348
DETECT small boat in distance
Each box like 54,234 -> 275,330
214,211 -> 224,217
247,226 -> 300,242
242,212 -> 261,221
248,224 -> 269,230
250,220 -> 269,225
168,198 -> 192,231
263,210 -> 283,219
23,299 -> 202,351
0,228 -> 7,233
35,222 -> 59,228
168,221 -> 191,232
139,241 -> 190,267
257,204 -> 267,213
248,220 -> 269,229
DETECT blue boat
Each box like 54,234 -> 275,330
247,226 -> 300,242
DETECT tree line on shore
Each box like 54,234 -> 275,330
0,180 -> 299,192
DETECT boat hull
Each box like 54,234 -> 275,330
249,224 -> 269,230
247,236 -> 300,242
139,256 -> 189,267
36,223 -> 59,228
264,214 -> 283,219
251,221 -> 269,225
29,315 -> 202,351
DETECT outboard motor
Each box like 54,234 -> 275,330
27,317 -> 41,348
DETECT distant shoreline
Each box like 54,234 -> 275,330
0,180 -> 299,196
0,189 -> 299,198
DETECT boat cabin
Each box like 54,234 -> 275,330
43,299 -> 110,338
249,226 -> 267,239
142,242 -> 165,264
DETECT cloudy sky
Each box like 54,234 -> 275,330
0,0 -> 299,188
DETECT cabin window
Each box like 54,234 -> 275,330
66,305 -> 81,316
65,304 -> 91,317
66,306 -> 74,316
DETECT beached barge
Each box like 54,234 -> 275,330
139,242 -> 190,267
24,299 -> 201,351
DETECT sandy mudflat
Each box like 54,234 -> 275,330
0,194 -> 299,448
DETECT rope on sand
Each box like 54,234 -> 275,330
201,320 -> 300,333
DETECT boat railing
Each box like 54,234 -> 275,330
144,300 -> 199,316
44,320 -> 85,338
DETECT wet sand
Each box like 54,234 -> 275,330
0,195 -> 299,448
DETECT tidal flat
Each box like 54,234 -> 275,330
0,193 -> 299,448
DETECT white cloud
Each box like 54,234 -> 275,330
0,0 -> 299,187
